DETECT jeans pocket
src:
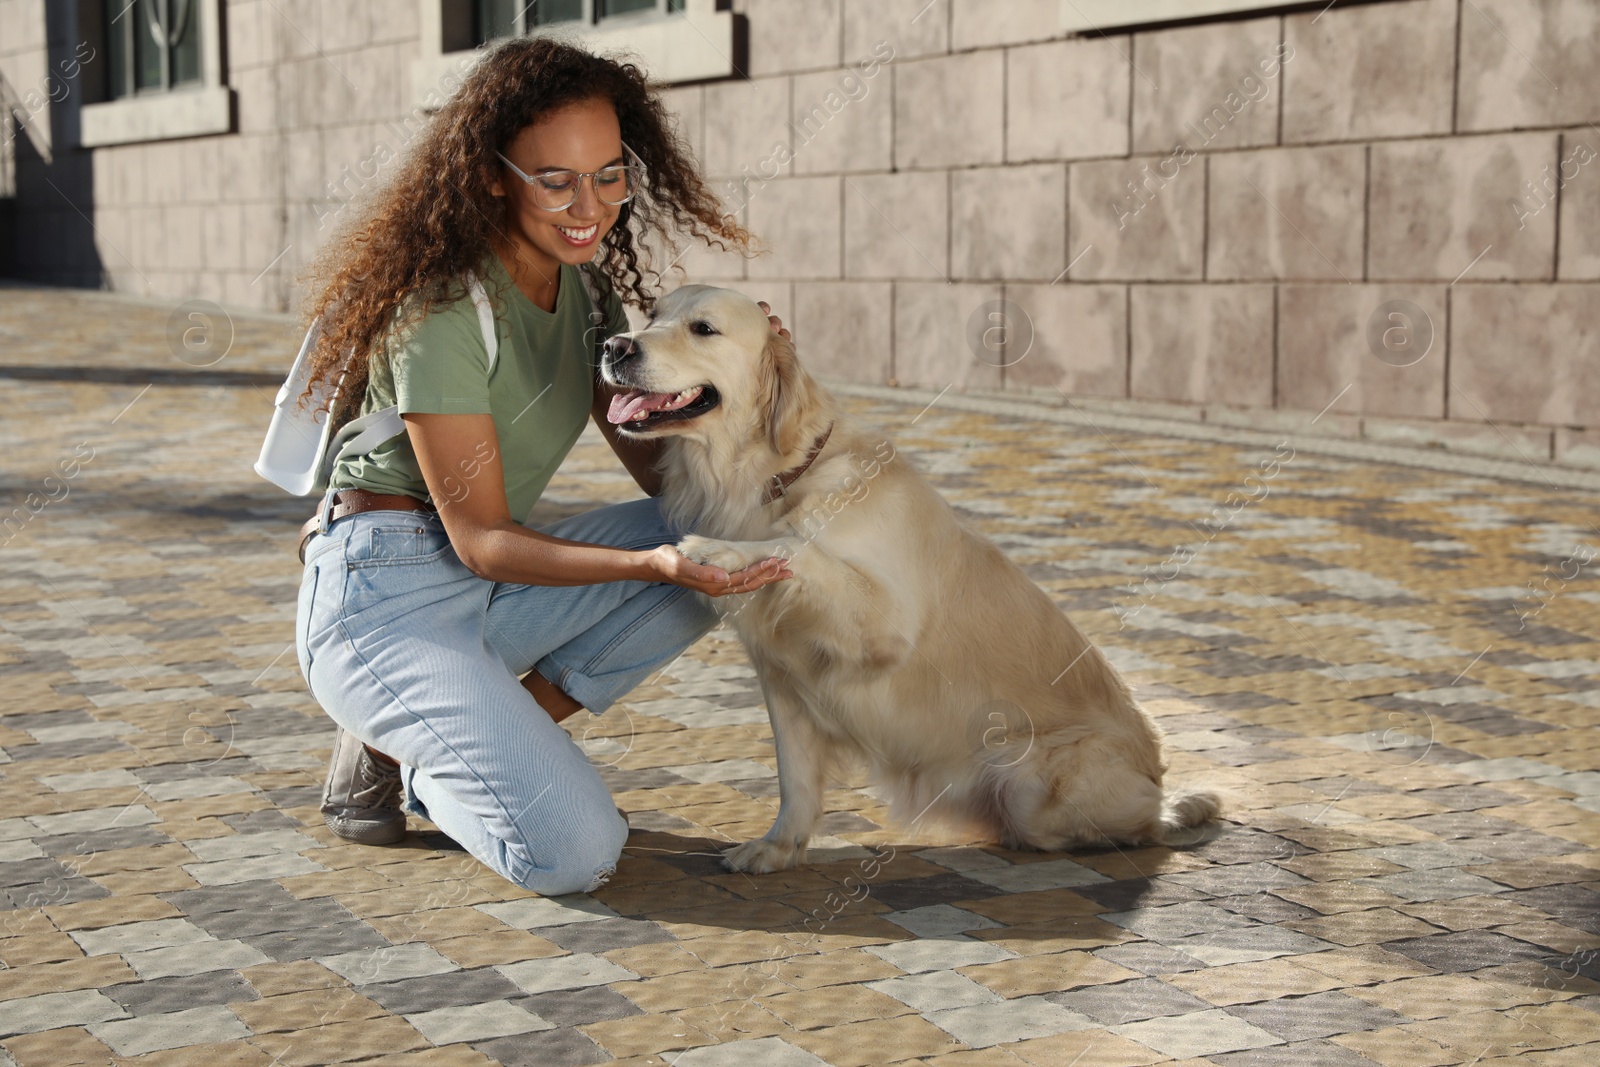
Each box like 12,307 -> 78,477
346,520 -> 453,569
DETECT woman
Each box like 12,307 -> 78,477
293,37 -> 792,897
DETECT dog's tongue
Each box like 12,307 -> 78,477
606,387 -> 699,425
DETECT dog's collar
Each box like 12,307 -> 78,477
763,423 -> 833,504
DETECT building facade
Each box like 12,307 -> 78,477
2,0 -> 1597,467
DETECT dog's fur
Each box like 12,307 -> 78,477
603,284 -> 1221,873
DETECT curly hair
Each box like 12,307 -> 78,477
298,35 -> 755,424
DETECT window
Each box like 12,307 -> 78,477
418,0 -> 735,102
79,0 -> 232,147
105,0 -> 203,100
470,0 -> 688,46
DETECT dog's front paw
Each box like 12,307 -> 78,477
722,837 -> 807,874
676,535 -> 759,574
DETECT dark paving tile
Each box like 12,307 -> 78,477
1212,893 -> 1322,924
3,876 -> 110,908
1388,930 -> 1556,972
5,737 -> 131,761
263,785 -> 323,808
1074,877 -> 1210,911
594,765 -> 694,791
34,826 -> 173,856
1205,744 -> 1300,766
1469,832 -> 1588,862
1164,862 -> 1310,898
190,897 -> 360,939
361,967 -> 526,1013
540,918 -> 676,954
1211,1038 -> 1384,1066
135,758 -> 268,782
1185,830 -> 1313,866
0,856 -> 91,889
1050,977 -> 1214,1024
1093,942 -> 1210,975
511,986 -> 643,1027
1300,778 -> 1398,798
1508,886 -> 1600,934
1406,785 -> 1527,810
244,920 -> 392,962
1226,991 -> 1412,1040
865,873 -> 1006,910
102,970 -> 258,1015
725,777 -> 782,798
162,881 -> 306,916
620,810 -> 696,832
475,1025 -> 611,1066
1401,812 -> 1527,840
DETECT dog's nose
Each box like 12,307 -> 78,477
604,335 -> 641,365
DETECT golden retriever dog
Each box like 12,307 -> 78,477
601,285 -> 1221,873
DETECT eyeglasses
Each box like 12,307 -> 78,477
496,142 -> 647,212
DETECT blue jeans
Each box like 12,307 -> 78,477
294,495 -> 718,895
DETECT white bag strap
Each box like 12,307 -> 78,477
466,271 -> 499,374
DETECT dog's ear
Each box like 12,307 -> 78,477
758,329 -> 815,456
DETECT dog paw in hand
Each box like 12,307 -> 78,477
722,837 -> 806,873
676,535 -> 759,574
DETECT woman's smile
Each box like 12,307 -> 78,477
555,222 -> 600,246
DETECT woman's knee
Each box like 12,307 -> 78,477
504,806 -> 628,895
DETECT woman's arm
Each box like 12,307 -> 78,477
404,411 -> 790,593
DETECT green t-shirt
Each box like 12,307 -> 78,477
329,253 -> 628,523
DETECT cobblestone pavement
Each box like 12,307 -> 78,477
2,287 -> 1597,1067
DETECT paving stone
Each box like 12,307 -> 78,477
122,938 -> 276,979
1093,943 -> 1211,975
925,994 -> 1098,1048
670,1037 -> 829,1066
1387,930 -> 1558,972
187,895 -> 360,939
880,904 -> 1004,939
1110,1007 -> 1284,1058
496,952 -> 639,995
478,895 -> 620,929
1165,861 -> 1312,896
317,942 -> 460,985
88,1004 -> 250,1056
510,985 -> 644,1027
865,873 -> 1009,910
71,917 -> 213,956
34,826 -> 173,857
245,919 -> 394,961
864,937 -> 1019,974
1051,977 -> 1217,1024
1210,1038 -> 1386,1066
540,917 -> 676,954
1224,990 -> 1413,1040
0,989 -> 128,1037
1355,868 -> 1512,902
867,969 -> 1003,1012
1101,902 -> 1261,940
360,966 -> 529,1015
1074,878 -> 1211,911
99,969 -> 259,1015
474,1024 -> 612,1066
405,999 -> 554,1044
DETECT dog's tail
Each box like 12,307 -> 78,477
1158,785 -> 1224,845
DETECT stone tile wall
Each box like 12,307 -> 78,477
2,0 -> 1597,465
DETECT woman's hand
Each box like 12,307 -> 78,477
757,301 -> 791,342
644,546 -> 793,597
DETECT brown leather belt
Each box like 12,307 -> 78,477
298,488 -> 437,563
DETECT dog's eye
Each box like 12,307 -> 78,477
690,320 -> 718,336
